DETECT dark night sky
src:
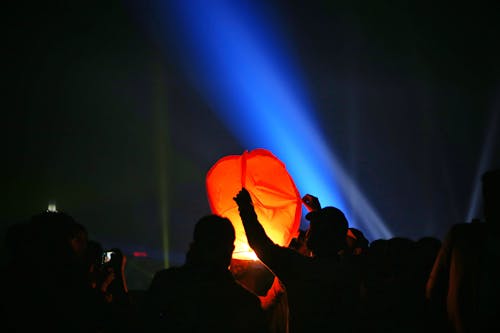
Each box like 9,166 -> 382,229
2,1 -> 500,289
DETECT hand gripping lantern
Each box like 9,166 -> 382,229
206,149 -> 302,260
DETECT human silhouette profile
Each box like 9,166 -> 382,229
146,214 -> 267,333
426,168 -> 500,333
234,188 -> 361,333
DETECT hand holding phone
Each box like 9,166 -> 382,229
102,250 -> 115,265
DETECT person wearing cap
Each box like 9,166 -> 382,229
425,169 -> 500,333
303,193 -> 369,258
234,188 -> 362,333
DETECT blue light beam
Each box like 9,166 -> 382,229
147,0 -> 392,239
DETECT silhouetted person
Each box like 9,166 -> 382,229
358,236 -> 422,332
1,221 -> 36,332
146,214 -> 267,333
406,236 -> 442,332
413,236 -> 441,291
1,211 -> 106,332
101,248 -> 130,303
426,169 -> 500,333
234,188 -> 361,333
85,239 -> 106,290
84,241 -> 135,333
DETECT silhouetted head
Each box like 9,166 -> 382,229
482,169 -> 500,225
416,236 -> 441,250
187,214 -> 235,269
305,206 -> 348,257
415,236 -> 442,271
29,211 -> 87,261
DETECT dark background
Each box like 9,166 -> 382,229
3,0 -> 500,289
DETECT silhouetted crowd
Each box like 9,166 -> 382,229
1,169 -> 499,333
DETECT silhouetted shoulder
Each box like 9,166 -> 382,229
148,266 -> 187,294
150,267 -> 180,282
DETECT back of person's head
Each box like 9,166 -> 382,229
387,237 -> 414,268
29,211 -> 88,268
187,214 -> 235,268
305,206 -> 348,256
482,168 -> 500,225
30,211 -> 75,253
416,236 -> 441,253
367,239 -> 389,260
414,236 -> 442,274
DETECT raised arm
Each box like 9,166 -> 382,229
234,187 -> 309,284
233,187 -> 275,258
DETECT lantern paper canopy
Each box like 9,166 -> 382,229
206,148 -> 302,260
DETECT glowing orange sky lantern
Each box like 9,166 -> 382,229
206,148 -> 302,260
